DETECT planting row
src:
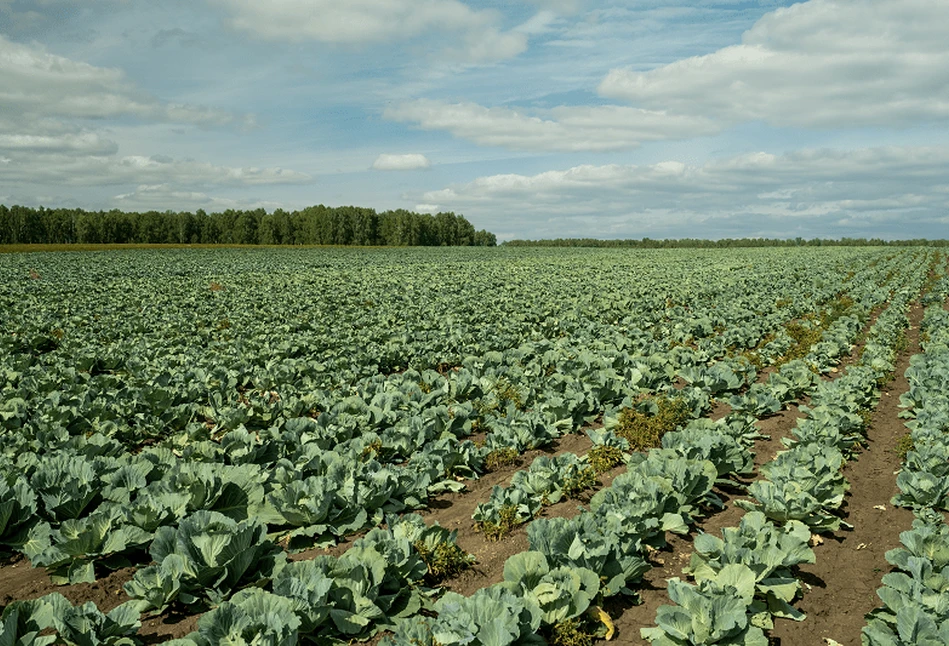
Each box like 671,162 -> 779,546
862,289 -> 949,645
641,257 -> 928,645
0,248 -> 928,644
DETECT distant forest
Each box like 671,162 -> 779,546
504,237 -> 949,247
0,204 -> 497,247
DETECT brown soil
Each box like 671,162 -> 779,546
770,303 -> 922,646
607,403 -> 805,645
607,306 -> 905,645
423,432 -> 597,596
0,557 -> 134,613
0,301 -> 919,644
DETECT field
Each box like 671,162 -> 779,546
1,246 -> 948,646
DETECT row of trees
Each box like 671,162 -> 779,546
505,237 -> 949,247
0,205 -> 497,247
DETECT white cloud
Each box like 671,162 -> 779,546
113,184 -> 286,211
0,131 -> 118,156
414,203 -> 440,213
599,0 -> 949,128
372,153 -> 432,171
0,153 -> 310,188
209,0 -> 527,63
384,0 -> 949,152
0,35 -> 311,207
0,35 -> 252,127
384,100 -> 719,151
418,146 -> 949,239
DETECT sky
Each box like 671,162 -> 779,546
1,0 -> 948,241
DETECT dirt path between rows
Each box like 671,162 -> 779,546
771,303 -> 922,646
609,402 -> 807,644
608,308 -> 887,645
422,432 -> 596,596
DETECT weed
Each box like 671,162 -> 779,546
820,294 -> 854,328
484,447 -> 520,471
563,466 -> 598,499
779,320 -> 823,364
549,617 -> 597,646
586,445 -> 624,474
895,433 -> 914,462
494,378 -> 524,410
858,409 -> 874,432
476,504 -> 521,541
413,540 -> 474,585
360,439 -> 383,461
614,394 -> 692,452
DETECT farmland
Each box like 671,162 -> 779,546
1,246 -> 947,645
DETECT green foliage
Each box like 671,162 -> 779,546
23,507 -> 151,584
484,447 -> 521,471
0,204 -> 497,246
736,444 -> 850,533
687,512 -> 815,626
527,514 -> 651,599
641,565 -> 768,646
614,394 -> 692,452
0,245 -> 928,643
549,617 -> 596,646
180,589 -> 300,646
387,514 -> 475,585
0,594 -> 141,646
124,510 -> 285,611
0,477 -> 37,550
501,551 -> 599,626
585,445 -> 624,475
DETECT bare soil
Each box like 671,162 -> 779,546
608,305 -> 915,645
770,304 -> 922,646
0,304 -> 922,644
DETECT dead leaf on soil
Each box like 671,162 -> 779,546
810,534 -> 824,547
824,639 -> 844,646
873,504 -> 886,511
856,543 -> 868,550
589,606 -> 615,641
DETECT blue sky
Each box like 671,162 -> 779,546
1,0 -> 947,240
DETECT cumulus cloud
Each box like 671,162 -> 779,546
385,0 -> 949,151
418,146 -> 949,239
384,100 -> 719,151
0,131 -> 118,156
209,0 -> 526,63
0,35 -> 251,127
0,153 -> 310,188
372,153 -> 431,171
599,0 -> 949,128
0,35 -> 311,208
113,184 -> 287,212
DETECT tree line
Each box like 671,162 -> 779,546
504,237 -> 949,248
0,204 -> 497,247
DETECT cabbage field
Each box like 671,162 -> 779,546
1,246 -> 947,646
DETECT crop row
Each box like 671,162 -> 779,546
641,253 -> 930,645
0,251 -> 910,583
861,270 -> 949,645
0,248 -> 928,644
375,256 -> 919,644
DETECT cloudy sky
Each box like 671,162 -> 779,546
1,0 -> 947,240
